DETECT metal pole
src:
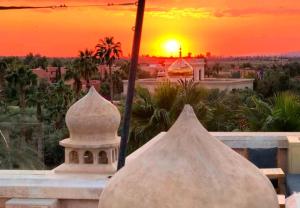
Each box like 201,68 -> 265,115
117,0 -> 146,170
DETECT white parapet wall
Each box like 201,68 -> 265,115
0,132 -> 300,208
122,78 -> 254,95
128,131 -> 294,163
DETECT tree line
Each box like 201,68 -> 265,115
1,44 -> 300,169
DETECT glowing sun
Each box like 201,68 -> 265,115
165,40 -> 180,54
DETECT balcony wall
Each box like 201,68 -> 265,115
0,131 -> 299,208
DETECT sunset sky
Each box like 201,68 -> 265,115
1,0 -> 300,57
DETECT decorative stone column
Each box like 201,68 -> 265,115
199,58 -> 205,81
54,87 -> 121,174
193,59 -> 205,81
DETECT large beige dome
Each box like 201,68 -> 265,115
64,86 -> 121,146
98,105 -> 278,208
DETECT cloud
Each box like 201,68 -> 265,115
146,7 -> 212,19
214,7 -> 300,17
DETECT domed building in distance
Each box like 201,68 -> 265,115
167,58 -> 193,78
123,48 -> 254,95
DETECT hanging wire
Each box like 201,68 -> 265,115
0,2 -> 137,10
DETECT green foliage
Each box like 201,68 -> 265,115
24,53 -> 48,69
240,62 -> 253,68
5,66 -> 37,109
0,134 -> 44,170
64,61 -> 82,99
95,37 -> 122,100
95,37 -> 122,66
128,80 -> 245,153
43,125 -> 66,168
242,92 -> 300,131
254,69 -> 290,97
0,108 -> 43,169
43,80 -> 74,128
283,62 -> 300,77
241,96 -> 272,131
0,60 -> 8,99
265,92 -> 300,131
76,49 -> 98,89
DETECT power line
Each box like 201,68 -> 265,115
0,2 -> 137,10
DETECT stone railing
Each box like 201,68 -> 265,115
128,132 -> 300,173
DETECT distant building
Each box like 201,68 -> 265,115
123,57 -> 254,95
32,66 -> 67,83
32,66 -> 101,91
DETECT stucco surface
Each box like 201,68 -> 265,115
99,105 -> 278,208
64,86 -> 120,145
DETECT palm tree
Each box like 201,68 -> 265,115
27,79 -> 49,122
51,58 -> 63,82
95,37 -> 122,101
0,107 -> 44,169
265,92 -> 300,131
0,128 -> 44,169
241,96 -> 272,131
77,49 -> 97,89
44,80 -> 74,129
64,61 -> 82,99
128,80 -> 212,153
0,61 -> 7,99
5,67 -> 37,110
242,92 -> 300,131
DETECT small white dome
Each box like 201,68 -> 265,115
99,105 -> 278,208
64,87 -> 121,146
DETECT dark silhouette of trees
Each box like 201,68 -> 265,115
95,37 -> 122,101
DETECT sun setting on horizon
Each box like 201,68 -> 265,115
164,40 -> 181,56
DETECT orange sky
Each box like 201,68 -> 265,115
1,0 -> 300,57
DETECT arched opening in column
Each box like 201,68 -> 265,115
99,151 -> 108,164
84,151 -> 93,164
69,151 -> 79,164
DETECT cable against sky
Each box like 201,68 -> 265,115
0,2 -> 137,10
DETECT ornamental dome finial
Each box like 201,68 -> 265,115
65,86 -> 121,144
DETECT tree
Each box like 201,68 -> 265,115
212,63 -> 222,76
64,60 -> 83,99
265,92 -> 300,131
0,60 -> 8,99
51,58 -> 63,82
241,96 -> 272,131
27,79 -> 49,122
77,49 -> 98,89
242,92 -> 300,131
0,108 -> 44,169
95,37 -> 122,101
254,70 -> 289,97
44,80 -> 74,129
5,67 -> 37,110
24,53 -> 48,69
0,131 -> 44,169
128,80 -> 211,153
